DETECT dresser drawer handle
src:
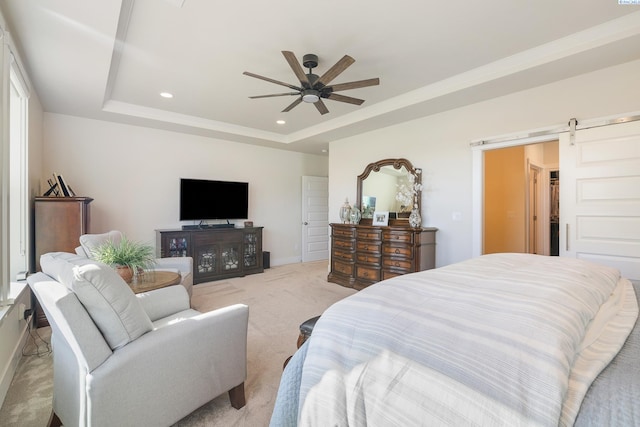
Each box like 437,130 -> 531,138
363,245 -> 368,250
395,235 -> 400,239
394,262 -> 400,267
395,249 -> 400,254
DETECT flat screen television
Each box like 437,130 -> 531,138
180,178 -> 249,221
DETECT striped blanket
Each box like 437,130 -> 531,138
275,253 -> 638,426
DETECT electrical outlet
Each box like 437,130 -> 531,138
20,302 -> 33,320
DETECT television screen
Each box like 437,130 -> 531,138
180,178 -> 249,221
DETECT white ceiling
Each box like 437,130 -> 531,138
2,0 -> 640,154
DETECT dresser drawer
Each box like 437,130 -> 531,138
356,253 -> 381,265
332,259 -> 354,276
333,238 -> 356,251
356,265 -> 380,282
356,228 -> 382,241
383,257 -> 413,271
332,226 -> 356,239
383,230 -> 414,244
333,248 -> 355,262
357,241 -> 382,253
383,245 -> 413,258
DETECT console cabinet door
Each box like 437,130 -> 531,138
194,242 -> 220,279
157,231 -> 191,258
243,229 -> 263,273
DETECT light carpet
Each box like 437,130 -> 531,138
0,260 -> 357,427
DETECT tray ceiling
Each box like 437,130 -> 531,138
2,0 -> 639,153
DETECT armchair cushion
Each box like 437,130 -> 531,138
79,230 -> 122,258
40,252 -> 153,350
136,285 -> 191,322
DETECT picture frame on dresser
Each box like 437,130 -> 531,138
372,211 -> 389,226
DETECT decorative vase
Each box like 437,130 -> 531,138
116,266 -> 134,283
349,205 -> 362,224
409,208 -> 422,228
339,198 -> 351,224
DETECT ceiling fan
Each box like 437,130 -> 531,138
243,51 -> 380,115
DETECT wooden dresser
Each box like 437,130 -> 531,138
34,196 -> 93,327
34,196 -> 93,271
328,223 -> 437,290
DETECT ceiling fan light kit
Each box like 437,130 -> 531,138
302,89 -> 320,103
244,51 -> 380,115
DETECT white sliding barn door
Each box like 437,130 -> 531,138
559,120 -> 640,281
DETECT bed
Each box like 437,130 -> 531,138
270,253 -> 639,426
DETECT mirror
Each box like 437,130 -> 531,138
357,158 -> 422,220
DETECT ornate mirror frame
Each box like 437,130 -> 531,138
357,158 -> 422,224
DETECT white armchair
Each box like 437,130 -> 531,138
76,230 -> 193,299
29,252 -> 248,427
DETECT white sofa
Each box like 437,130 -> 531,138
29,252 -> 248,427
75,230 -> 193,300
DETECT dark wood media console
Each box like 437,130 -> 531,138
156,227 -> 263,284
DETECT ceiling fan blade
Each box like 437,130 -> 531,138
314,99 -> 329,115
329,78 -> 380,92
249,92 -> 299,99
282,97 -> 303,112
326,93 -> 365,105
243,71 -> 301,91
282,51 -> 311,87
316,55 -> 355,87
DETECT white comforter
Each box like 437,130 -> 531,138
296,254 -> 638,426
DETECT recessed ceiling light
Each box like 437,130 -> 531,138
160,92 -> 173,98
276,120 -> 286,125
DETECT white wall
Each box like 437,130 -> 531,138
42,114 -> 328,266
329,60 -> 640,267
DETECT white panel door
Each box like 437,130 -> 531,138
301,176 -> 329,262
560,120 -> 640,281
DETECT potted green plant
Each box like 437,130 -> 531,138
91,235 -> 156,283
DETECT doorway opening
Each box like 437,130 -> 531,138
477,139 -> 558,256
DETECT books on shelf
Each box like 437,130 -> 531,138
42,173 -> 77,197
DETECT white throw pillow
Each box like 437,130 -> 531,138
79,230 -> 123,259
40,252 -> 153,350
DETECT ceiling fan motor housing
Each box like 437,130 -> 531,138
302,54 -> 318,69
